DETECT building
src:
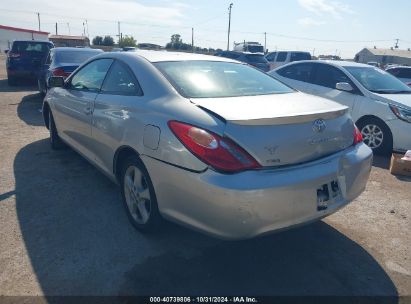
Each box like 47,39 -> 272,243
49,35 -> 90,47
355,47 -> 411,66
0,25 -> 49,52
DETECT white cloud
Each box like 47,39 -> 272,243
298,17 -> 326,27
298,0 -> 355,19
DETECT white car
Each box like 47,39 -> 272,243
270,60 -> 411,154
386,66 -> 411,87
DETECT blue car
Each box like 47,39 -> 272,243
38,47 -> 103,96
6,40 -> 54,86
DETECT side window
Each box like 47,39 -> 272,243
266,52 -> 276,62
69,59 -> 113,91
276,52 -> 287,62
101,61 -> 142,95
277,63 -> 313,82
312,64 -> 352,89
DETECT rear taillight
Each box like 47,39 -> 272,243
353,125 -> 363,145
8,52 -> 20,58
52,68 -> 70,77
168,121 -> 261,173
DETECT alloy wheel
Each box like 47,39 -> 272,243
361,124 -> 384,149
123,165 -> 152,224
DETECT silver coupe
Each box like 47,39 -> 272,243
43,51 -> 373,239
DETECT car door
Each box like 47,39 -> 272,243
52,58 -> 113,158
274,62 -> 314,91
307,63 -> 358,111
91,60 -> 145,175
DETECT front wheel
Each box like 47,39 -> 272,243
357,118 -> 392,155
120,155 -> 162,232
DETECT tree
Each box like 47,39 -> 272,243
102,36 -> 114,46
119,36 -> 137,48
170,34 -> 182,45
92,36 -> 103,45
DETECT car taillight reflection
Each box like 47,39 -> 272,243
52,68 -> 71,77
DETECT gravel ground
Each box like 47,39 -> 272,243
0,54 -> 409,300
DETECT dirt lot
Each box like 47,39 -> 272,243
0,54 -> 410,300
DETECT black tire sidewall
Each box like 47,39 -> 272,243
120,155 -> 162,232
358,118 -> 393,155
48,111 -> 63,149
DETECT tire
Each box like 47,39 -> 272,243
357,117 -> 393,156
120,155 -> 162,232
48,111 -> 64,150
38,79 -> 46,97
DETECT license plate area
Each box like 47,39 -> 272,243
317,180 -> 341,211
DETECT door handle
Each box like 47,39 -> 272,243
84,107 -> 92,115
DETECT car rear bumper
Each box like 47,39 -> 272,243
142,143 -> 372,240
7,67 -> 39,79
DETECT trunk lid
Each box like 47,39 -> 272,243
192,92 -> 354,167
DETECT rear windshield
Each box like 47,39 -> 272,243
245,54 -> 268,63
56,50 -> 101,64
154,61 -> 294,98
290,52 -> 311,62
12,41 -> 51,53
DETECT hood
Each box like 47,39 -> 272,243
190,92 -> 348,125
371,93 -> 411,109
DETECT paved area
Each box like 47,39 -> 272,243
0,54 -> 410,299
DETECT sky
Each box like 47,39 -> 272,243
1,0 -> 410,58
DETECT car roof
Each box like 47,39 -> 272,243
276,60 -> 371,69
52,47 -> 103,53
119,50 -> 238,63
386,66 -> 411,69
13,40 -> 52,43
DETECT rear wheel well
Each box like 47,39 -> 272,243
113,146 -> 140,182
43,102 -> 50,130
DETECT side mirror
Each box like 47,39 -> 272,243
48,76 -> 65,88
336,82 -> 353,92
4,49 -> 9,54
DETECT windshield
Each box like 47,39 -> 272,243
245,54 -> 268,63
155,61 -> 294,98
345,66 -> 411,94
247,45 -> 264,53
56,50 -> 101,64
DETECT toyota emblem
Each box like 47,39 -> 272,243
313,119 -> 326,133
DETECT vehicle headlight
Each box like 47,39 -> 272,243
389,104 -> 411,123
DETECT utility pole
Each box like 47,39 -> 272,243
37,12 -> 41,31
55,22 -> 58,35
227,3 -> 233,51
117,21 -> 121,44
67,23 -> 71,35
264,32 -> 267,53
82,22 -> 85,36
395,38 -> 399,49
191,27 -> 194,53
85,20 -> 89,37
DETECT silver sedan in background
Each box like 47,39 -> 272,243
43,51 -> 372,240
